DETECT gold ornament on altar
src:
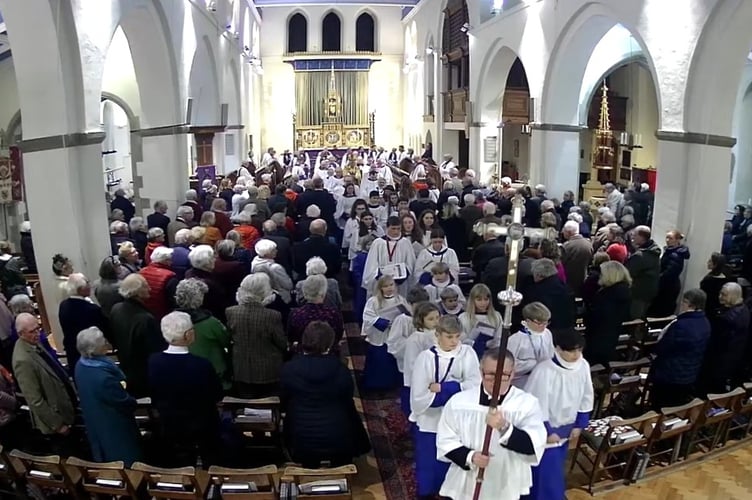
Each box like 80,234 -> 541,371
592,82 -> 615,169
324,65 -> 342,123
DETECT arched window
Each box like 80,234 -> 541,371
356,13 -> 375,52
287,13 -> 307,53
322,12 -> 341,52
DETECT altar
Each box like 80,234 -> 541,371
294,68 -> 374,150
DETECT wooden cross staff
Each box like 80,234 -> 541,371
472,193 -> 526,500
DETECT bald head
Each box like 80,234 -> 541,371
310,219 -> 327,236
16,313 -> 40,344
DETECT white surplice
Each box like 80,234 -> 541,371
361,295 -> 409,346
507,324 -> 555,389
386,312 -> 414,373
436,386 -> 547,500
414,245 -> 460,283
362,236 -> 416,296
402,329 -> 436,386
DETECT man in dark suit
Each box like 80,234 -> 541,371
110,188 -> 135,222
472,225 -> 506,277
409,189 -> 437,217
295,178 -> 336,234
58,273 -> 109,375
249,220 -> 293,277
520,258 -> 576,335
147,200 -> 170,235
293,219 -> 341,280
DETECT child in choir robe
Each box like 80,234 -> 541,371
410,316 -> 481,499
438,287 -> 464,318
351,234 -> 377,325
436,348 -> 547,500
398,301 -> 441,416
401,213 -> 426,257
417,210 -> 440,248
362,276 -> 410,391
367,190 -> 388,229
423,262 -> 467,305
414,227 -> 460,284
343,199 -> 368,262
334,183 -> 359,232
459,284 -> 503,358
362,216 -> 416,297
348,212 -> 384,264
507,302 -> 555,389
524,329 -> 594,500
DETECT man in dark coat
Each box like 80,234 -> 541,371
482,248 -> 534,311
250,220 -> 293,276
625,225 -> 662,319
293,220 -> 341,280
110,188 -> 135,223
561,220 -> 594,297
19,221 -> 36,273
520,258 -> 576,335
472,226 -> 505,277
650,288 -> 710,409
109,274 -> 166,398
147,200 -> 171,235
295,178 -> 336,234
409,189 -> 437,217
58,273 -> 109,375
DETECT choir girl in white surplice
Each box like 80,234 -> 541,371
361,276 -> 409,391
410,315 -> 481,498
398,301 -> 440,416
414,227 -> 460,284
401,213 -> 425,257
342,199 -> 368,261
459,284 -> 502,358
525,329 -> 594,500
348,212 -> 383,265
362,216 -> 416,297
506,302 -> 555,389
334,183 -> 359,232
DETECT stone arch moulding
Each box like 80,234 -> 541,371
5,109 -> 21,146
100,91 -> 139,131
578,55 -> 650,126
684,0 -> 752,136
540,3 -> 661,129
474,40 -> 523,122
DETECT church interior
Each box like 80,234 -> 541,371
0,0 -> 750,498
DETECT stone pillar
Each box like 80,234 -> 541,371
652,131 -> 736,292
20,132 -> 111,347
530,124 -> 582,200
133,126 -> 191,219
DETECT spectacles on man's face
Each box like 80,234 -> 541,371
483,371 -> 513,381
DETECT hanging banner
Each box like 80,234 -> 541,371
0,146 -> 22,204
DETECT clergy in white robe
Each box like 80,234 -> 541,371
362,218 -> 416,297
414,234 -> 460,284
507,302 -> 555,388
410,316 -> 481,497
439,154 -> 456,180
436,348 -> 547,500
524,330 -> 594,500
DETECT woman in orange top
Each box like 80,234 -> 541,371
234,212 -> 260,250
200,211 -> 223,249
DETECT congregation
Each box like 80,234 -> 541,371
0,144 -> 750,500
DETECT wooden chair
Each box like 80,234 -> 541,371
725,382 -> 752,441
646,398 -> 705,465
221,397 -> 285,456
684,387 -> 745,457
0,446 -> 24,497
207,465 -> 278,499
282,465 -> 357,500
9,450 -> 83,499
593,358 -> 650,418
65,457 -> 143,498
570,411 -> 659,493
130,462 -> 209,499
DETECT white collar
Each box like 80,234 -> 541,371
433,343 -> 461,358
165,345 -> 190,354
553,351 -> 583,370
432,278 -> 450,288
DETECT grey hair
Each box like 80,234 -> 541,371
237,273 -> 272,305
150,246 -> 173,264
174,228 -> 193,246
270,212 -> 286,226
175,278 -> 208,310
119,273 -> 148,299
160,311 -> 193,345
76,327 -> 106,358
254,238 -> 277,258
188,245 -> 215,271
216,239 -> 236,258
532,258 -> 558,280
482,202 -> 496,216
562,220 -> 580,235
8,294 -> 34,315
568,213 -> 583,224
65,273 -> 89,297
177,205 -> 194,220
601,211 -> 616,223
185,189 -> 198,201
305,256 -> 327,276
463,193 -> 475,205
301,274 -> 328,302
147,227 -> 165,241
226,230 -> 241,244
110,221 -> 128,234
153,200 -> 167,211
306,204 -> 321,217
721,282 -> 743,306
129,217 -> 146,233
200,211 -> 216,226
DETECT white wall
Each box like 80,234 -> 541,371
102,26 -> 142,121
0,57 -> 19,136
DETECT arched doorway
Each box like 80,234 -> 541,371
500,58 -> 531,182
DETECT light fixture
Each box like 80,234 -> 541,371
632,133 -> 643,149
619,131 -> 630,147
425,46 -> 434,55
521,124 -> 531,135
460,23 -> 471,33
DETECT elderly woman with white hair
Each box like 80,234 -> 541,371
175,278 -> 231,390
185,244 -> 231,323
252,239 -> 293,304
167,205 -> 194,246
148,311 -> 223,465
294,257 -> 342,309
58,273 -> 108,375
182,188 -> 204,221
117,241 -> 141,278
110,220 -> 132,255
109,274 -> 165,397
170,228 -> 194,279
232,211 -> 260,250
226,274 -> 288,398
226,230 -> 252,271
213,239 -> 247,303
139,246 -> 179,320
144,227 -> 166,265
288,275 -> 344,347
74,327 -> 142,466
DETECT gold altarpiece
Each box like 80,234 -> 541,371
294,68 -> 373,150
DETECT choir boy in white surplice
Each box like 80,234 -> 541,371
362,216 -> 416,297
423,262 -> 466,307
410,316 -> 481,498
459,284 -> 503,358
362,276 -> 410,392
436,348 -> 547,500
394,301 -> 440,416
507,302 -> 555,389
524,329 -> 594,500
438,287 -> 464,318
414,229 -> 460,284
366,191 -> 388,229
